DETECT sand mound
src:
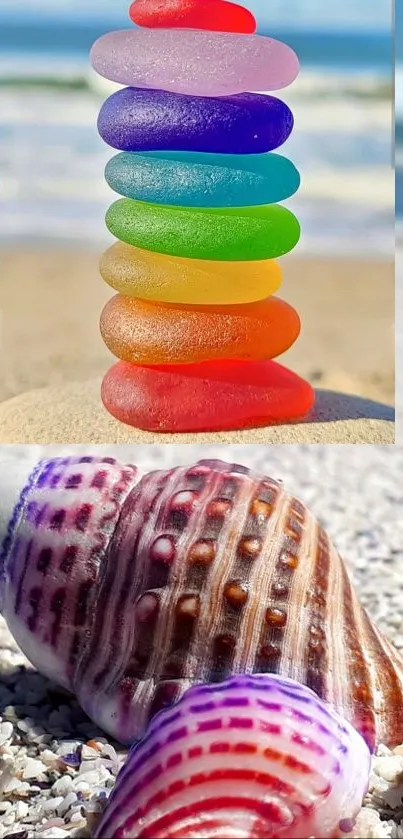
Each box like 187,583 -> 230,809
0,379 -> 394,444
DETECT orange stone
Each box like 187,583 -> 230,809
100,295 -> 300,365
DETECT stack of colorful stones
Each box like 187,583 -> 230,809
90,0 -> 315,433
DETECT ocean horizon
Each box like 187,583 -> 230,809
0,16 -> 392,71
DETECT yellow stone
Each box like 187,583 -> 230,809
100,242 -> 282,304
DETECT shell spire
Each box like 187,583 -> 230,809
0,456 -> 402,751
93,674 -> 371,839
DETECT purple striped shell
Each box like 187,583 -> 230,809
0,456 -> 402,750
94,673 -> 371,839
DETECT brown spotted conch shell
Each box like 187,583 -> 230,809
0,455 -> 402,750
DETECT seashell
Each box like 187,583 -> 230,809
0,456 -> 402,751
93,673 -> 371,839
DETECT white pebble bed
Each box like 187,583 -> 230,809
0,444 -> 402,838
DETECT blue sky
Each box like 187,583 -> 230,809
0,0 -> 391,30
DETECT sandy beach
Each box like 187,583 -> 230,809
0,249 -> 394,443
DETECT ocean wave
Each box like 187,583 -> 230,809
0,55 -> 391,100
396,65 -> 403,117
283,70 -> 391,100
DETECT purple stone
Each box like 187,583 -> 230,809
97,87 -> 294,154
61,751 -> 81,767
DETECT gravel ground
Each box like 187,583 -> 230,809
396,249 -> 402,445
0,444 -> 402,838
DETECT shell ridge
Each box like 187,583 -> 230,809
175,462 -> 244,682
237,481 -> 288,673
321,534 -> 346,729
126,469 -> 181,673
73,470 -> 167,731
189,472 -> 257,681
140,465 -> 203,682
273,498 -> 315,688
59,459 -> 139,685
81,471 -> 161,668
128,465 -> 230,733
71,463 -> 141,677
379,628 -> 403,673
88,467 -> 181,738
299,521 -> 332,699
94,464 -> 142,588
0,458 -> 49,611
357,598 -> 403,747
339,560 -> 377,750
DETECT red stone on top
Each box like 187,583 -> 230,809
129,0 -> 257,34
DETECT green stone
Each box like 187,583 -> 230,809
105,199 -> 300,261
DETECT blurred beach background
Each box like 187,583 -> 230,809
0,0 -> 395,425
396,0 -> 402,240
396,0 -> 402,440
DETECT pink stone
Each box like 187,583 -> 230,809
90,29 -> 299,97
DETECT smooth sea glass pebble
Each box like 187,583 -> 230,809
98,88 -> 294,155
129,0 -> 257,33
100,295 -> 300,365
101,359 -> 315,431
90,30 -> 299,96
106,199 -> 300,261
105,151 -> 300,207
100,242 -> 282,304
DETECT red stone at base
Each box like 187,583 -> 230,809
101,359 -> 315,432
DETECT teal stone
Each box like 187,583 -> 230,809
105,151 -> 300,208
